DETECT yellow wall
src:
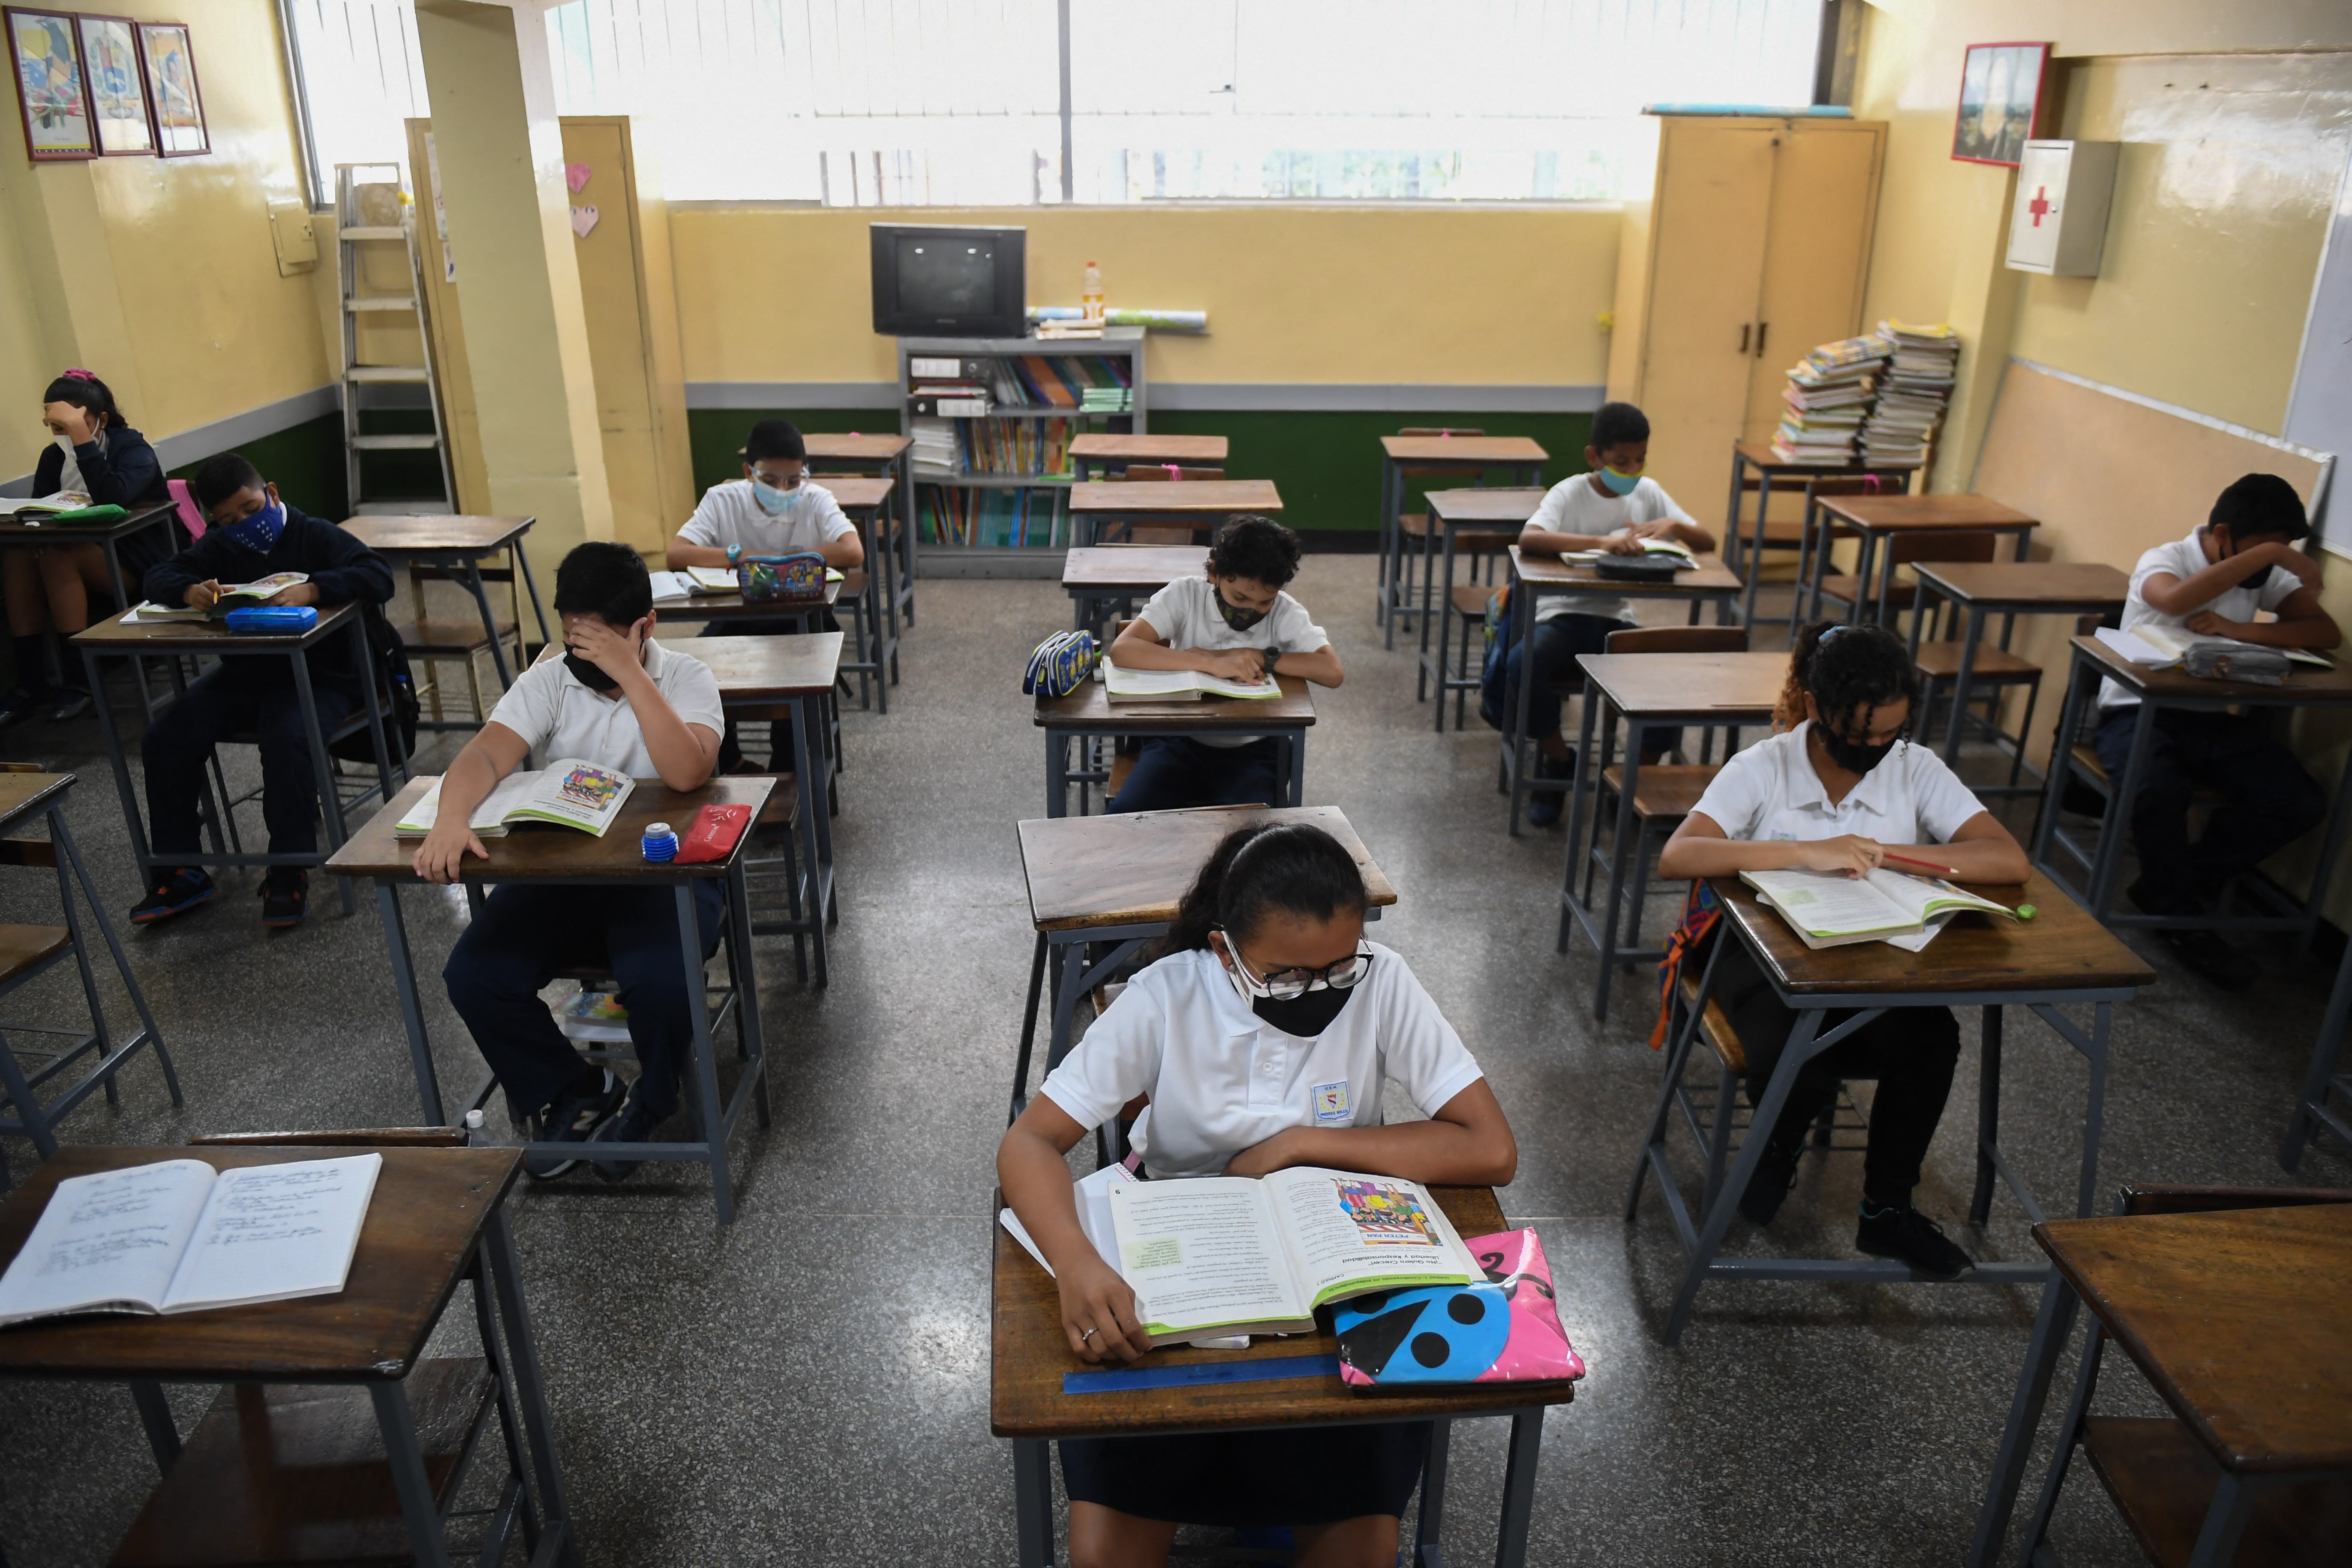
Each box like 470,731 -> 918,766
670,204 -> 1620,387
0,0 -> 328,480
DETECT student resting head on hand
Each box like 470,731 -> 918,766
997,821 -> 1514,1568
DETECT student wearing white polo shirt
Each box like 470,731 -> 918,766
1657,621 -> 2030,1279
415,542 -> 727,1181
999,822 -> 1515,1567
1106,515 -> 1343,815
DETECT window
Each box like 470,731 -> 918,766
282,0 -> 1826,209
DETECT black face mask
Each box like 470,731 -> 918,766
1252,984 -> 1355,1037
1818,725 -> 1898,776
564,650 -> 621,693
1215,587 -> 1268,632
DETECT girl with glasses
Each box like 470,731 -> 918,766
998,821 -> 1515,1568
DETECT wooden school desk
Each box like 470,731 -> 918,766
2034,635 -> 2352,941
1068,433 -> 1229,481
1722,442 -> 1919,631
1069,478 -> 1281,548
74,603 -> 403,918
1377,436 -> 1548,650
341,513 -> 549,705
323,775 -> 774,1224
654,632 -> 842,985
1416,488 -> 1542,730
1630,870 -> 2155,1345
1501,547 -> 1743,834
0,498 -> 182,625
1062,545 -> 1207,640
993,1181 -> 1572,1568
1009,805 -> 1397,1126
0,1144 -> 577,1568
1804,492 -> 2039,629
804,432 -> 915,630
1034,676 -> 1316,819
1557,651 -> 1788,1016
1969,1193 -> 2352,1568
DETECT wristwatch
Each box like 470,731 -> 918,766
1262,648 -> 1283,674
726,542 -> 743,565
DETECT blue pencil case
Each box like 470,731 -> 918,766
223,606 -> 318,634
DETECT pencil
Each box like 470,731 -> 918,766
1885,853 -> 1961,877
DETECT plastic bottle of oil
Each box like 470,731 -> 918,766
1081,260 -> 1105,323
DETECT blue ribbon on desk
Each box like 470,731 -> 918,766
1062,1353 -> 1340,1395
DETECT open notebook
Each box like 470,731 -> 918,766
1740,866 -> 2017,951
1102,660 -> 1280,703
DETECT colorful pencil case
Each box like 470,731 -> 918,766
222,606 -> 318,634
1023,630 -> 1098,697
736,552 -> 830,603
1334,1228 -> 1585,1388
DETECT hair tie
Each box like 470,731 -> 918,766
1818,624 -> 1853,642
62,368 -> 96,381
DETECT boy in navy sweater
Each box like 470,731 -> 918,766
134,454 -> 394,929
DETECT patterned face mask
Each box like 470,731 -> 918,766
219,498 -> 286,554
1215,586 -> 1268,631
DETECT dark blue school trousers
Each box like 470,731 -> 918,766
1502,613 -> 1682,756
1110,736 -> 1283,814
2091,706 -> 2328,916
141,669 -> 357,859
442,881 -> 725,1121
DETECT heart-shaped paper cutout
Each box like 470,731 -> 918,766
570,204 -> 599,238
565,162 -> 592,193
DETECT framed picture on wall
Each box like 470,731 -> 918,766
77,14 -> 154,156
137,20 -> 206,157
5,6 -> 97,161
1952,42 -> 2054,167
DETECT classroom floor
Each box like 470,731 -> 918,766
0,553 -> 2343,1566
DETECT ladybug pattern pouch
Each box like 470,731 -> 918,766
1334,1228 -> 1584,1388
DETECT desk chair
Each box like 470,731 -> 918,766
1393,427 -> 1487,635
1813,529 -> 1998,630
1098,465 -> 1229,545
390,559 -> 528,730
736,746 -> 830,984
1778,476 -> 1874,638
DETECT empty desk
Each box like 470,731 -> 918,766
1377,436 -> 1547,649
1068,433 -> 1229,481
1069,478 -> 1281,549
1063,545 -> 1207,639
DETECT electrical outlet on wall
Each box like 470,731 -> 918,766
268,201 -> 318,276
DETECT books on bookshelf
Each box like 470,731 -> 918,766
918,484 -> 1062,547
910,418 -> 960,478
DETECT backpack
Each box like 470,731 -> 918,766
330,604 -> 420,765
1478,582 -> 1516,730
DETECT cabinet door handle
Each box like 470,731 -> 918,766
1756,322 -> 1769,357
1737,323 -> 1750,354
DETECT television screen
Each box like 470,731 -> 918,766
871,223 -> 1026,338
897,235 -> 997,316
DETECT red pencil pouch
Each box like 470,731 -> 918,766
673,802 -> 753,863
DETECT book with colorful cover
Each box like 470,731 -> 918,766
131,573 -> 309,621
395,760 -> 637,838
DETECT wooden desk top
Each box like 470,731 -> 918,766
0,771 -> 74,832
654,632 -> 842,699
1712,869 -> 2157,997
992,1184 -> 1575,1439
1380,436 -> 1549,465
2035,1201 -> 2352,1474
804,433 -> 912,461
0,1145 -> 520,1382
1510,547 -> 1743,599
339,515 -> 534,553
0,497 -> 177,540
1071,480 -> 1282,516
2073,634 -> 2352,706
73,601 -> 357,651
1062,547 -> 1208,591
1069,434 -> 1230,463
1577,651 -> 1791,721
1732,441 -> 1922,473
1018,805 -> 1397,932
820,475 -> 895,511
1817,493 -> 2038,531
1036,675 -> 1317,731
324,774 -> 774,880
1426,488 -> 1548,525
1910,561 -> 2129,608
657,581 -> 844,619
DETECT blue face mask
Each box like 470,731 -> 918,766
1598,466 -> 1642,497
752,477 -> 801,516
220,498 -> 285,553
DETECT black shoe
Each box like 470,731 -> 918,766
1856,1201 -> 1976,1279
1525,749 -> 1577,827
2161,930 -> 2261,991
589,1097 -> 663,1183
0,688 -> 42,730
258,868 -> 309,929
45,686 -> 91,723
130,867 -> 218,924
524,1069 -> 626,1180
1737,1140 -> 1804,1226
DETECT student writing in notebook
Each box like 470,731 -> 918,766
2092,473 -> 2337,989
1498,400 -> 1717,824
999,823 -> 1514,1568
417,542 -> 727,1181
1106,515 -> 1343,815
1654,622 -> 2029,1277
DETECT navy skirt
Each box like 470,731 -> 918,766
1058,1422 -> 1430,1527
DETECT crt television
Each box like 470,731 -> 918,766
870,223 -> 1027,338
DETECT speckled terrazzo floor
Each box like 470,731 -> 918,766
0,554 -> 2343,1566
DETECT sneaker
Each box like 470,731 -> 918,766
1737,1139 -> 1804,1226
0,688 -> 42,730
2161,931 -> 2262,991
258,868 -> 309,929
523,1069 -> 627,1180
589,1096 -> 664,1183
45,686 -> 91,723
1525,748 -> 1577,827
1856,1201 -> 1976,1279
130,867 -> 218,924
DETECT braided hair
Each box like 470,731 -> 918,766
1775,621 -> 1921,737
1161,822 -> 1367,956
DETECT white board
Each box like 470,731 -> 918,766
2286,140 -> 2352,542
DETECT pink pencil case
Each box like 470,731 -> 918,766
1334,1228 -> 1585,1388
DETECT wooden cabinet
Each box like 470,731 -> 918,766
1605,115 -> 1886,510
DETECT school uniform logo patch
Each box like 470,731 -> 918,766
1313,1080 -> 1351,1124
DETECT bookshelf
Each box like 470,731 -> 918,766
898,329 -> 1147,577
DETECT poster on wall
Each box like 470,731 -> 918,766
77,14 -> 153,155
1952,42 -> 2053,168
137,19 -> 205,156
5,6 -> 97,161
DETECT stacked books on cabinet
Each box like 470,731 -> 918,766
1859,320 -> 1959,466
1772,335 -> 1889,463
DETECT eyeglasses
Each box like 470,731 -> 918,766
1220,935 -> 1374,1001
751,471 -> 804,488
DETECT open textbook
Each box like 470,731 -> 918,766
2097,623 -> 2331,670
0,1155 -> 381,1325
1562,537 -> 1698,565
130,573 -> 309,621
0,491 -> 88,518
1102,659 -> 1280,703
1741,866 -> 2017,951
395,760 -> 636,838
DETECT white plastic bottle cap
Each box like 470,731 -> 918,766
463,1109 -> 485,1129
646,822 -> 673,838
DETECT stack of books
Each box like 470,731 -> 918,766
1080,386 -> 1132,415
910,417 -> 959,478
1772,334 -> 1889,464
1857,320 -> 1959,467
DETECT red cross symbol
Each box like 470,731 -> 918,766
2028,186 -> 2052,227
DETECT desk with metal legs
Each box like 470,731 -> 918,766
1805,493 -> 2037,629
1723,443 -> 1918,633
1069,479 -> 1281,549
1033,676 -> 1315,819
1061,545 -> 1206,641
1377,437 -> 1547,651
1417,489 -> 1542,731
1069,433 -> 1229,481
341,514 -> 548,723
805,432 -> 915,631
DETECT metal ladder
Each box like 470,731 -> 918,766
335,163 -> 457,515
